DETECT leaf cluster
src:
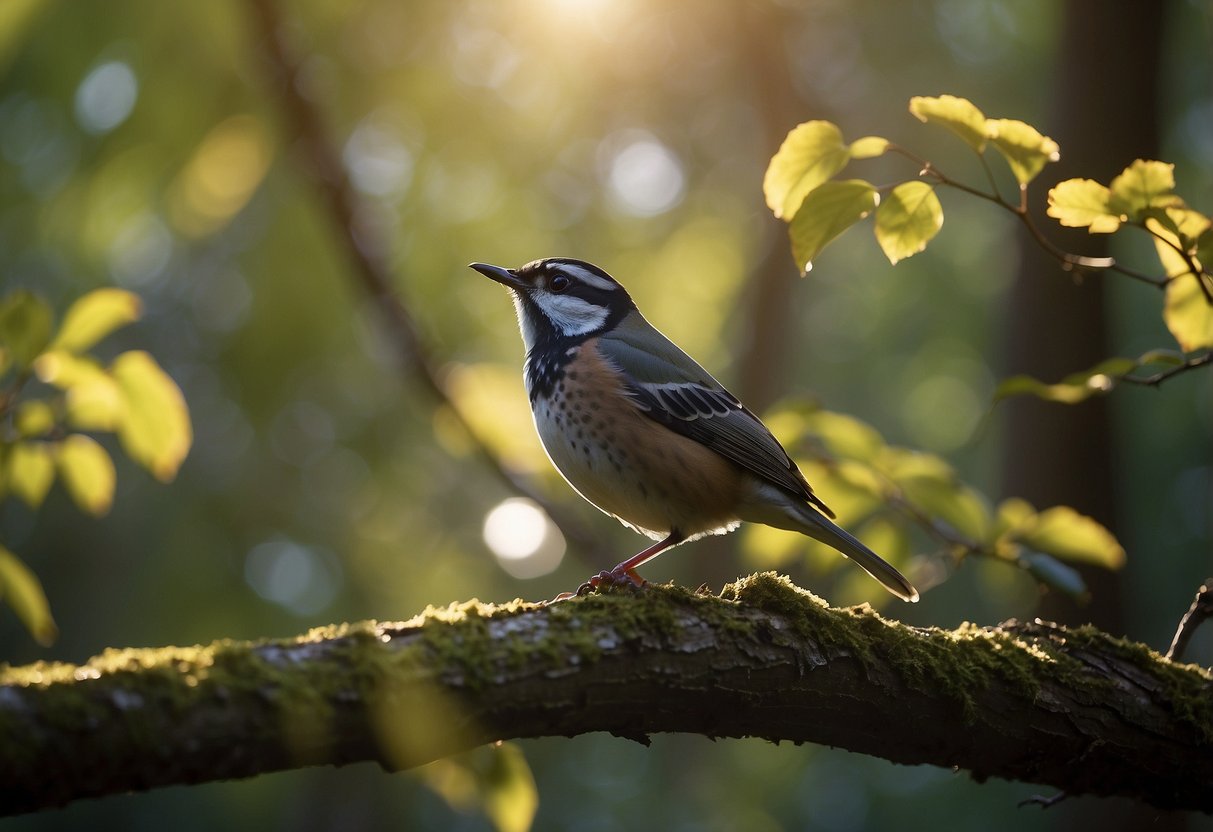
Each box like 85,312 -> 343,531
0,288 -> 192,644
763,95 -> 1211,403
753,406 -> 1122,600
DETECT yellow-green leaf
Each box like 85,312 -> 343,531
800,409 -> 886,462
849,135 -> 890,159
0,544 -> 57,646
879,448 -> 991,542
33,349 -> 109,389
993,355 -> 1149,404
1108,159 -> 1176,218
1146,207 -> 1213,351
0,290 -> 53,369
1163,273 -> 1213,351
65,374 -> 126,432
992,497 -> 1037,553
111,351 -> 192,481
56,434 -> 115,517
874,181 -> 943,264
763,121 -> 853,220
1018,506 -> 1124,569
482,743 -> 538,832
908,95 -> 988,152
788,179 -> 877,273
48,288 -> 142,354
13,400 -> 55,438
7,441 -> 55,508
986,119 -> 1060,185
1047,178 -> 1125,233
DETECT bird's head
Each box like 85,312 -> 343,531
471,258 -> 635,348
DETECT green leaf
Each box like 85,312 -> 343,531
56,434 -> 115,517
986,119 -> 1060,185
874,181 -> 943,264
1018,551 -> 1088,600
48,288 -> 142,354
0,544 -> 57,646
763,121 -> 853,220
7,441 -> 55,508
1108,159 -> 1177,217
13,400 -> 55,438
788,179 -> 877,273
482,743 -> 538,832
993,354 -> 1161,404
1018,506 -> 1125,569
849,136 -> 889,159
992,498 -> 1037,549
1046,178 -> 1125,233
111,351 -> 192,481
880,448 -> 990,541
0,290 -> 53,370
908,95 -> 988,152
800,409 -> 886,462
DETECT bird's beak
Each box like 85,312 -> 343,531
469,262 -> 528,292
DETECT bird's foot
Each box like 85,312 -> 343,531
579,567 -> 647,596
549,567 -> 647,602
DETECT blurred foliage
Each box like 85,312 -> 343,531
743,405 -> 1122,602
0,0 -> 1209,830
0,287 -> 190,643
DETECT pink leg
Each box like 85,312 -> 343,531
575,532 -> 684,596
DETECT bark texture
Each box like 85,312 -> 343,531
1,574 -> 1210,816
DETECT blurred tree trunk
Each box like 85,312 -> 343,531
1002,0 -> 1167,621
691,2 -> 817,589
1001,3 -> 1172,828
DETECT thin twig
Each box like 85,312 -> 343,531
1167,578 -> 1213,662
887,145 -> 1171,290
245,0 -> 600,555
1120,351 -> 1212,388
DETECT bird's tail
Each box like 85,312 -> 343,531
744,492 -> 920,602
798,509 -> 920,602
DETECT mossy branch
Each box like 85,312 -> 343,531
2,573 -> 1210,816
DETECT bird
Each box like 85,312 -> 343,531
471,257 -> 919,602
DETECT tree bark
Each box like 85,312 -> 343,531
2,574 -> 1209,816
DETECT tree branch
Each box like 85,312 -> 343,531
244,0 -> 601,555
2,574 -> 1210,816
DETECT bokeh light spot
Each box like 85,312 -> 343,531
482,498 -> 565,579
600,131 -> 686,216
74,61 -> 138,135
245,538 -> 341,616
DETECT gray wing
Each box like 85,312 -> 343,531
598,314 -> 834,517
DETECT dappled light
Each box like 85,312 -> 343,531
0,0 -> 1209,829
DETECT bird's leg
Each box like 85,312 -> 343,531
572,532 -> 684,597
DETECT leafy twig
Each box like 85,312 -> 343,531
888,145 -> 1170,289
1120,351 -> 1212,388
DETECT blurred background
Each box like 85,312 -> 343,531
1,0 -> 1210,829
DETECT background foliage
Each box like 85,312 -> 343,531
0,1 -> 1209,830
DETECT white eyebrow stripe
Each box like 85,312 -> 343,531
537,291 -> 610,336
555,263 -> 618,292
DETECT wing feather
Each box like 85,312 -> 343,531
597,314 -> 833,516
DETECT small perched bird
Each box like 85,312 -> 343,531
471,258 -> 918,602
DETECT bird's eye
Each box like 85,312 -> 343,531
549,274 -> 571,293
